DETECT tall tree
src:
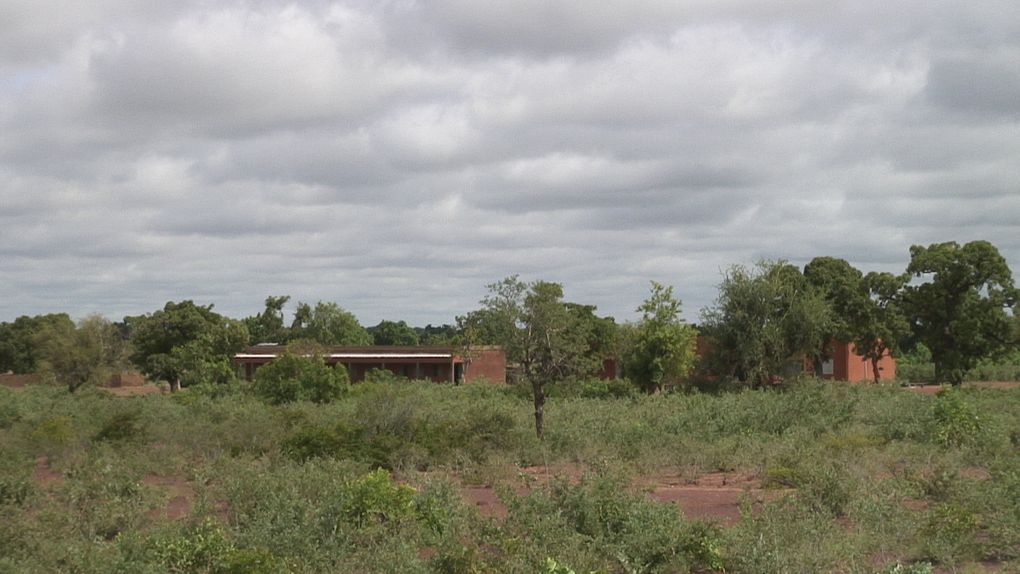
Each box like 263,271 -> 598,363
905,241 -> 1018,385
35,315 -> 125,393
626,282 -> 698,393
804,256 -> 866,344
465,276 -> 605,438
244,295 -> 291,344
129,301 -> 249,391
701,260 -> 832,386
853,271 -> 910,383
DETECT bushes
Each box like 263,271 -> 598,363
252,353 -> 348,404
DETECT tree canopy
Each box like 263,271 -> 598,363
905,240 -> 1018,384
625,282 -> 698,393
128,301 -> 249,391
701,260 -> 831,386
35,315 -> 125,393
0,313 -> 76,374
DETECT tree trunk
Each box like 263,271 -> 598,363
871,357 -> 881,384
531,379 -> 545,439
170,378 -> 181,392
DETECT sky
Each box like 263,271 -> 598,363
1,0 -> 1018,327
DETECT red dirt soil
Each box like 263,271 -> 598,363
454,467 -> 771,525
142,474 -> 196,521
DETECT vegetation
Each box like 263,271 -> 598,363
1,379 -> 1018,572
701,260 -> 831,386
905,241 -> 1018,385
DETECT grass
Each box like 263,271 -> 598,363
0,379 -> 1018,572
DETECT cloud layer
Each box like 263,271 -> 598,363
2,1 -> 1018,325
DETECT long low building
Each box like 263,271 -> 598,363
233,345 -> 506,384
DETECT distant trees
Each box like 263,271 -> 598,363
701,261 -> 831,387
128,301 -> 249,391
35,315 -> 125,393
625,282 -> 698,393
369,320 -> 420,346
904,241 -> 1018,385
244,298 -> 372,346
0,313 -> 75,374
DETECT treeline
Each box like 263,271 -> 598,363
1,241 -> 1017,396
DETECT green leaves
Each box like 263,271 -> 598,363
905,241 -> 1018,384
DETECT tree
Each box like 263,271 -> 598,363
244,295 -> 291,344
252,352 -> 349,404
129,301 -> 249,391
0,313 -> 76,374
804,256 -> 866,344
464,276 -> 606,438
291,302 -> 372,346
701,260 -> 832,386
35,315 -> 125,393
370,320 -> 420,346
804,257 -> 910,383
626,282 -> 698,393
853,272 -> 910,383
904,241 -> 1018,385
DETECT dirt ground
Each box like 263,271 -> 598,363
454,466 -> 771,525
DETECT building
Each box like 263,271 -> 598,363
233,345 -> 506,384
815,340 -> 897,382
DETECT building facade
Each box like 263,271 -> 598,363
233,345 -> 506,384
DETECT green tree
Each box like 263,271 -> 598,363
465,276 -> 604,438
701,260 -> 832,387
804,256 -> 866,343
804,257 -> 910,382
291,302 -> 371,346
904,241 -> 1018,385
417,324 -> 458,345
626,282 -> 698,393
129,301 -> 249,391
369,320 -> 420,346
252,352 -> 349,404
0,313 -> 76,374
854,271 -> 911,383
35,315 -> 125,393
243,295 -> 291,344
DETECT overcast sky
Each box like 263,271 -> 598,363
1,0 -> 1018,327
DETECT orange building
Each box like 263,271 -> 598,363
816,340 -> 897,382
233,345 -> 506,384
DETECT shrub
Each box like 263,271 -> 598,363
93,410 -> 146,443
252,353 -> 348,404
931,388 -> 981,447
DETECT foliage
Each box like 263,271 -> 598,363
930,388 -> 981,447
905,240 -> 1018,385
464,276 -> 611,438
128,300 -> 249,391
701,260 -> 832,386
370,319 -> 420,346
0,313 -> 75,374
625,281 -> 698,393
33,314 -> 125,393
243,295 -> 292,345
252,352 -> 349,404
291,301 -> 372,346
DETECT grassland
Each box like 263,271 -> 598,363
1,379 -> 1018,573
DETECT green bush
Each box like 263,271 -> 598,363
252,353 -> 348,404
93,409 -> 146,443
931,388 -> 981,447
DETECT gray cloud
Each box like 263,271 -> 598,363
1,1 -> 1018,327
